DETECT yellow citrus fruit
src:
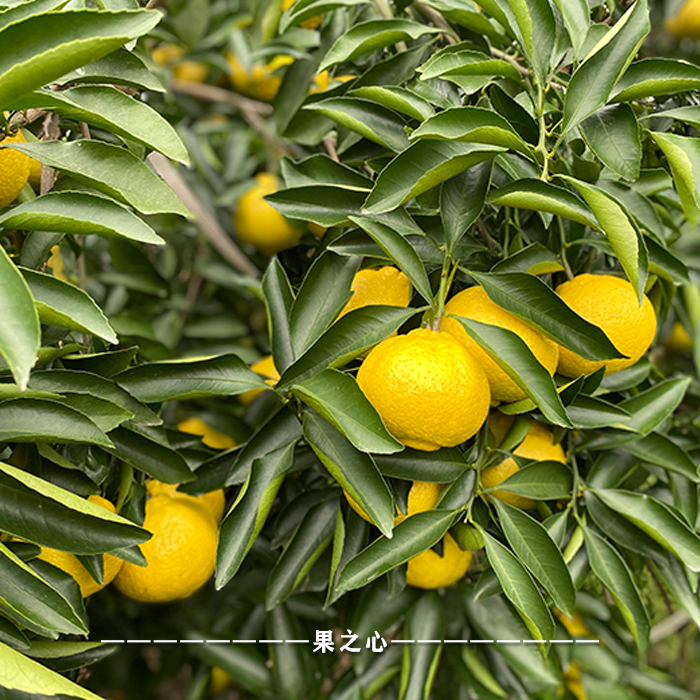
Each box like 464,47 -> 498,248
338,266 -> 411,319
441,286 -> 559,403
666,321 -> 693,354
555,274 -> 656,378
357,328 -> 490,451
561,662 -> 588,700
309,71 -> 355,94
152,43 -> 185,66
146,478 -> 226,524
406,534 -> 472,589
282,0 -> 322,29
177,416 -> 237,450
114,494 -> 218,603
47,245 -> 67,282
481,412 -> 565,510
239,354 -> 280,405
0,129 -> 30,208
558,611 -> 592,637
210,666 -> 231,696
27,157 -> 41,190
345,480 -> 443,525
227,54 -> 294,102
153,44 -> 209,83
665,0 -> 700,39
37,495 -> 123,597
234,172 -> 301,256
308,221 -> 327,238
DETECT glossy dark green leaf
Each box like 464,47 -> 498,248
24,640 -> 116,673
567,395 -> 632,430
303,412 -> 394,538
495,461 -> 572,500
60,346 -> 137,377
0,246 -> 39,390
57,394 -> 132,433
0,0 -> 69,30
561,0 -> 649,132
492,243 -> 563,276
279,0 -> 358,31
654,554 -> 700,629
292,369 -> 403,454
375,446 -> 469,482
612,58 -> 700,102
115,354 -> 267,402
503,0 -> 555,84
265,185 -> 367,228
280,153 -> 378,190
262,257 -> 296,373
419,49 -> 522,84
552,0 -> 589,57
625,433 -> 699,482
350,85 -> 434,121
216,443 -> 296,588
583,527 -> 649,651
618,377 -> 691,435
5,140 -> 189,217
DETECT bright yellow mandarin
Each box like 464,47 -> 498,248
239,354 -> 280,405
555,274 -> 656,378
481,412 -> 565,510
406,534 -> 472,589
210,667 -> 231,696
665,0 -> 700,39
561,662 -> 588,700
27,157 -> 41,190
47,245 -> 67,282
308,222 -> 327,238
345,480 -> 443,525
152,44 -> 209,82
666,321 -> 693,354
441,286 -> 559,403
0,129 -> 30,208
146,478 -> 226,524
114,494 -> 218,603
282,0 -> 322,29
177,416 -> 237,451
234,173 -> 301,256
309,71 -> 355,94
338,266 -> 411,318
558,611 -> 592,637
227,54 -> 294,102
37,495 -> 123,597
357,328 -> 490,451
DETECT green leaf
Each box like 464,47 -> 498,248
0,0 -> 69,31
279,0 -> 359,31
654,555 -> 700,629
0,460 -> 148,554
216,443 -> 296,587
115,354 -> 267,402
375,447 -> 469,482
492,500 -> 575,615
319,19 -> 441,71
4,140 -> 189,217
564,178 -> 648,300
23,640 -> 116,673
348,216 -> 432,302
289,252 -> 360,356
649,132 -> 700,226
58,394 -> 132,433
0,245 -> 39,390
281,153 -> 373,190
440,160 -> 492,254
363,141 -> 504,214
487,179 -> 598,228
411,106 -> 532,159
612,58 -> 700,102
648,105 -> 700,131
561,0 -> 649,133
349,85 -> 435,121
617,377 -> 691,435
0,9 -> 161,107
505,0 -> 555,84
20,268 -> 117,344
482,532 -> 555,642
419,49 -> 522,84
0,397 -> 112,446
336,510 -> 457,593
583,527 -> 649,652
579,104 -> 641,181
567,395 -> 632,430
262,257 -> 296,373
593,489 -> 700,571
304,97 -> 409,151
12,86 -> 189,163
0,191 -> 164,245
291,369 -> 403,454
303,412 -> 394,538
495,461 -> 572,500
552,0 -> 589,58
469,271 -> 623,362
278,306 -> 419,389
448,316 -> 571,427
265,185 -> 367,228
266,497 -> 337,609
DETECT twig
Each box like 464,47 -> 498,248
414,2 -> 458,44
650,610 -> 691,645
78,121 -> 91,139
147,152 -> 259,277
145,0 -> 165,9
323,136 -> 339,162
40,113 -> 59,195
647,559 -> 673,616
489,46 -> 530,78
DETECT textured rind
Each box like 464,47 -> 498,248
555,274 -> 656,378
0,131 -> 30,208
405,534 -> 472,589
345,479 -> 443,525
146,478 -> 226,523
356,328 -> 491,451
441,286 -> 559,403
338,266 -> 411,318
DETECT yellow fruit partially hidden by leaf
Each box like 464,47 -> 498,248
345,480 -> 443,526
557,611 -> 592,637
357,328 -> 490,451
406,534 -> 472,589
177,416 -> 237,450
239,354 -> 280,405
47,245 -> 67,282
114,494 -> 218,603
308,221 -> 327,238
481,412 -> 565,510
146,478 -> 226,524
561,662 -> 588,700
667,321 -> 693,354
27,157 -> 41,190
210,666 -> 231,696
38,495 -> 123,597
282,0 -> 322,29
0,129 -> 30,208
309,71 -> 355,94
152,43 -> 185,66
338,266 -> 411,319
441,286 -> 559,403
234,172 -> 301,255
555,274 -> 656,378
227,54 -> 294,102
665,0 -> 700,39
152,44 -> 209,83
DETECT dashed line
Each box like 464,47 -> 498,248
285,640 -> 310,644
259,639 -> 284,643
206,640 -> 231,644
98,638 -> 599,645
391,640 -> 414,644
416,640 -> 441,643
496,640 -> 521,644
